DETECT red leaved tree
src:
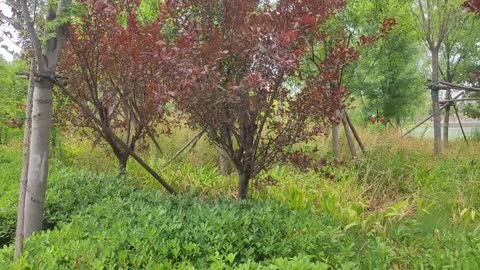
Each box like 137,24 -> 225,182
464,0 -> 480,12
161,0 -> 357,199
60,0 -> 170,175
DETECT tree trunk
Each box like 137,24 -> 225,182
23,78 -> 54,237
443,88 -> 451,148
431,48 -> 442,156
118,153 -> 129,177
341,114 -> 357,158
219,148 -> 232,176
57,82 -> 177,194
395,118 -> 402,130
237,170 -> 251,200
332,123 -> 340,161
15,63 -> 35,259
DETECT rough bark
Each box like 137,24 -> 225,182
431,48 -> 442,155
237,170 -> 251,200
14,63 -> 35,259
331,123 -> 340,161
23,78 -> 54,237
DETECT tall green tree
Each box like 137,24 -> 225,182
412,0 -> 465,155
439,14 -> 480,145
356,28 -> 425,126
337,0 -> 425,126
9,0 -> 74,257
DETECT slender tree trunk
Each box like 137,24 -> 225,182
443,88 -> 451,148
332,123 -> 340,161
341,114 -> 357,158
118,153 -> 129,177
14,63 -> 35,259
395,118 -> 401,130
431,48 -> 442,156
237,170 -> 251,200
219,148 -> 232,176
23,78 -> 54,237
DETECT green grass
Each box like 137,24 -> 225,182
1,127 -> 480,268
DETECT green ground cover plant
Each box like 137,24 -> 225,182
1,127 -> 480,268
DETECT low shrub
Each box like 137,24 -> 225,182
0,145 -> 135,248
0,145 -> 22,247
1,174 -> 480,269
2,190 -> 361,269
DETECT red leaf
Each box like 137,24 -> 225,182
299,15 -> 317,27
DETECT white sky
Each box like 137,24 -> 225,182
0,2 -> 21,62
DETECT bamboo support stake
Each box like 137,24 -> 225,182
343,110 -> 366,153
162,130 -> 205,169
403,92 -> 464,137
453,104 -> 469,145
341,113 -> 357,158
438,81 -> 480,92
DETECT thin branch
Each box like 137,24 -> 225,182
54,80 -> 177,194
19,0 -> 44,69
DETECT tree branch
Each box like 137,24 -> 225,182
19,0 -> 45,69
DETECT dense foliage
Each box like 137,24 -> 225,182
0,59 -> 28,143
2,0 -> 480,268
161,0 -> 362,198
59,0 -> 171,174
464,0 -> 480,12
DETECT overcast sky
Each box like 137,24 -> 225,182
0,2 -> 21,62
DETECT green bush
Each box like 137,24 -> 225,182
0,146 -> 134,248
0,59 -> 28,145
1,172 -> 480,269
0,145 -> 22,247
1,190 -> 361,269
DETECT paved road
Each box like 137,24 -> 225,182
409,117 -> 480,139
